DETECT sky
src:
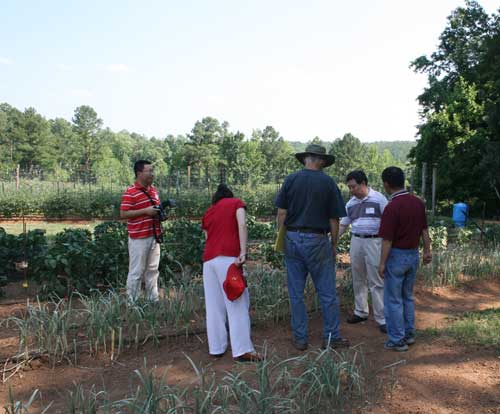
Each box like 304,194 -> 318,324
0,0 -> 498,143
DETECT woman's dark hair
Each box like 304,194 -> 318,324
212,183 -> 234,204
381,166 -> 405,189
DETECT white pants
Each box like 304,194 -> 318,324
126,236 -> 161,302
203,256 -> 255,358
350,236 -> 385,325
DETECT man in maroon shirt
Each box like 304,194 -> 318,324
378,167 -> 431,351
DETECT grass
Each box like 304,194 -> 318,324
418,308 -> 500,354
420,245 -> 500,287
0,220 -> 102,236
5,349 -> 368,413
446,308 -> 500,350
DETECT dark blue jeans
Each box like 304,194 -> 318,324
284,231 -> 341,344
383,248 -> 419,345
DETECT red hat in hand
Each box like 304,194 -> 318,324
223,263 -> 247,301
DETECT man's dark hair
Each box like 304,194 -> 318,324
212,183 -> 234,205
381,166 -> 405,189
346,170 -> 368,185
134,160 -> 152,177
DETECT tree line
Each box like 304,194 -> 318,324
410,0 -> 500,215
0,104 -> 410,189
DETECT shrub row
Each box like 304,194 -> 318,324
0,184 -> 280,219
2,220 -> 498,298
0,217 -> 277,297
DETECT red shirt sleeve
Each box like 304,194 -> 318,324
378,205 -> 398,241
120,189 -> 133,211
234,198 -> 246,210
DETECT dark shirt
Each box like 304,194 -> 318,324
275,169 -> 346,232
378,190 -> 428,249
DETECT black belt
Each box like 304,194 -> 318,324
287,227 -> 328,235
352,233 -> 380,238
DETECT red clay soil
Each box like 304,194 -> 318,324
0,279 -> 499,414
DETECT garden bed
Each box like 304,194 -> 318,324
0,277 -> 499,413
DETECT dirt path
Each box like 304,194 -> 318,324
0,279 -> 499,413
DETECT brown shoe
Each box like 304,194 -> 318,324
234,352 -> 263,362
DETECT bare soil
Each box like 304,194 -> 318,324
0,278 -> 499,413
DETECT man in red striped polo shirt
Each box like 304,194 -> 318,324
120,160 -> 162,302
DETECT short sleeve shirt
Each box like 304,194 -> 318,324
202,198 -> 246,262
340,188 -> 388,235
120,182 -> 161,239
378,190 -> 428,249
275,169 -> 346,231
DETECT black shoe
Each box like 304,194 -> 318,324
378,324 -> 387,334
321,338 -> 350,350
384,341 -> 408,352
405,333 -> 416,345
346,314 -> 368,324
292,339 -> 308,351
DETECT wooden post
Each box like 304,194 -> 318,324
431,165 -> 437,216
16,164 -> 20,191
421,162 -> 427,206
176,171 -> 180,197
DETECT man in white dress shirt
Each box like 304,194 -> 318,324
339,170 -> 388,333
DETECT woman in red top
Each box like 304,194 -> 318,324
201,184 -> 260,362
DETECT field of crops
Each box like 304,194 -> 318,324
0,213 -> 499,412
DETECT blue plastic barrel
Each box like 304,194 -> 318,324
452,203 -> 468,228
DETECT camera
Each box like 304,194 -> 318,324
153,199 -> 176,221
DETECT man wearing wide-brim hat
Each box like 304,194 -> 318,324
275,144 -> 350,351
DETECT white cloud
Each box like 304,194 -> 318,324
0,57 -> 13,65
100,63 -> 131,73
69,88 -> 92,98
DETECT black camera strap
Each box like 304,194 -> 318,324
139,188 -> 164,244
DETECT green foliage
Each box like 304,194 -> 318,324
0,227 -> 47,276
337,231 -> 351,254
410,2 -> 500,215
428,226 -> 448,251
421,245 -> 500,286
484,223 -> 500,246
31,229 -> 94,297
455,227 -> 473,246
162,219 -> 204,273
27,224 -> 128,297
92,221 -> 129,287
257,242 -> 284,269
445,308 -> 500,351
247,215 -> 275,240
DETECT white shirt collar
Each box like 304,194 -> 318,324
390,189 -> 409,200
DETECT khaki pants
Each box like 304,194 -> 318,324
350,236 -> 385,325
126,236 -> 161,302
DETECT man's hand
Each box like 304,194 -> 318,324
378,263 -> 385,279
144,206 -> 160,217
423,251 -> 432,265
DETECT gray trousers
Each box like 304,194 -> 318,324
126,236 -> 160,302
350,236 -> 385,325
